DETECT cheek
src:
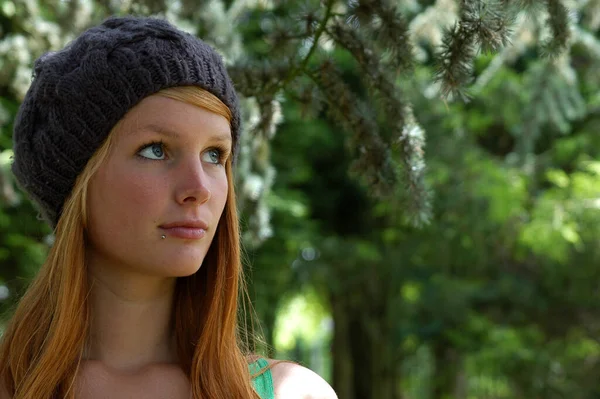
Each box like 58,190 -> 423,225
88,164 -> 166,234
212,174 -> 229,213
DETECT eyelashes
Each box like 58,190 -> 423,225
136,140 -> 166,160
206,144 -> 230,165
136,140 -> 230,165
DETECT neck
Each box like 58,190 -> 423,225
84,259 -> 178,373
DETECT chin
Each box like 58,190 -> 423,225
154,257 -> 205,277
155,246 -> 209,276
170,265 -> 203,277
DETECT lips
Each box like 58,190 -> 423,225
159,220 -> 208,240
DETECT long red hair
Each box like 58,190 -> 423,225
0,86 -> 261,398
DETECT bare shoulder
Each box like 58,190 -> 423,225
266,359 -> 338,399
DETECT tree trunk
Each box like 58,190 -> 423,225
331,296 -> 354,399
394,358 -> 404,399
262,305 -> 277,358
453,355 -> 467,399
369,322 -> 396,398
348,314 -> 370,398
432,342 -> 459,399
331,290 -> 398,399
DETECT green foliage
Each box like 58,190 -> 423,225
519,160 -> 600,264
2,1 -> 600,398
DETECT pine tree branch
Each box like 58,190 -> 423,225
518,59 -> 584,161
471,14 -> 528,95
232,0 -> 335,97
327,20 -> 408,131
433,0 -> 572,101
573,25 -> 600,60
307,61 -> 398,198
353,0 -> 414,72
279,0 -> 336,89
234,0 -> 433,224
542,0 -> 572,57
434,0 -> 515,101
395,106 -> 431,227
227,60 -> 292,98
434,21 -> 476,101
307,60 -> 431,225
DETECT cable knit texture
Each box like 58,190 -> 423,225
11,15 -> 241,229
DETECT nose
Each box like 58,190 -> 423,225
174,157 -> 211,205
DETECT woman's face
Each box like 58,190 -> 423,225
86,94 -> 231,278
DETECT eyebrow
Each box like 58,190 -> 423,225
141,123 -> 232,143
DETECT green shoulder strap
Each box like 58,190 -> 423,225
250,358 -> 275,399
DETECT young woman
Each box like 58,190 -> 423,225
0,15 -> 337,399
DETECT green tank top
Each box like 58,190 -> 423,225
250,358 -> 274,399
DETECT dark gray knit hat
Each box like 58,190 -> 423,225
11,15 -> 241,229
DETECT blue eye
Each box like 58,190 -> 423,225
136,142 -> 226,164
202,148 -> 222,164
138,142 -> 165,160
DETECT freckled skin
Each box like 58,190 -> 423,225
86,95 -> 231,278
74,95 -> 339,399
73,95 -> 232,398
75,361 -> 191,399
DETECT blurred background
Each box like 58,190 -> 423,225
1,0 -> 600,398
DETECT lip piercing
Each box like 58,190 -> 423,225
161,235 -> 166,239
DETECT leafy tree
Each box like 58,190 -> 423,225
3,1 -> 600,399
